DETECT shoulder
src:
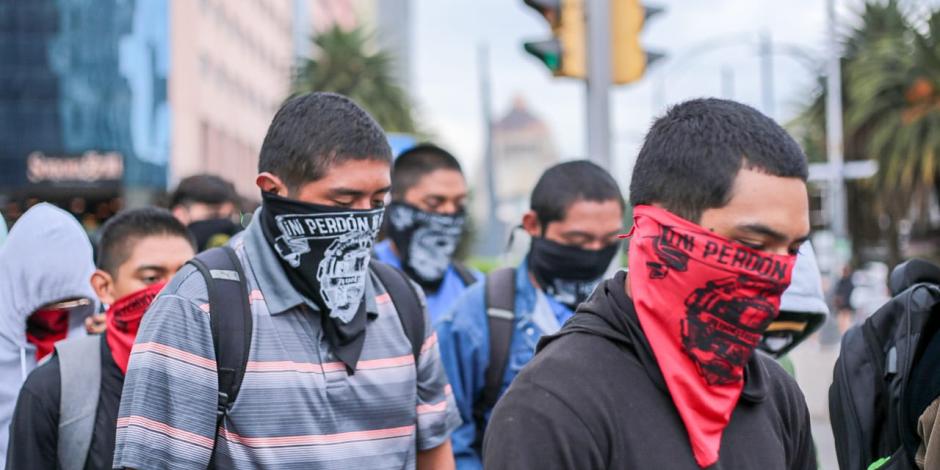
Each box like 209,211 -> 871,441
515,331 -> 632,411
160,263 -> 209,303
21,354 -> 61,406
753,352 -> 810,422
435,280 -> 487,329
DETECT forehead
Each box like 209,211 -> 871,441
405,169 -> 466,194
720,169 -> 810,237
309,159 -> 391,188
554,199 -> 623,232
121,235 -> 195,268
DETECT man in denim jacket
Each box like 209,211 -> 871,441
435,161 -> 625,470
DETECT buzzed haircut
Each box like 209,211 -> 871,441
258,92 -> 393,191
531,160 -> 625,227
169,174 -> 239,209
97,207 -> 195,275
630,98 -> 808,222
391,143 -> 464,199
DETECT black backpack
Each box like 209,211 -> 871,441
186,246 -> 427,464
830,259 -> 940,470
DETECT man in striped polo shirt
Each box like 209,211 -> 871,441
113,93 -> 461,469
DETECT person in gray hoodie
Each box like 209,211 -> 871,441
0,203 -> 98,462
759,241 -> 829,360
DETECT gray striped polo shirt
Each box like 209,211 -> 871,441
113,214 -> 461,469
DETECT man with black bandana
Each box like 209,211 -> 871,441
435,160 -> 625,470
375,143 -> 482,322
483,98 -> 816,469
112,93 -> 460,469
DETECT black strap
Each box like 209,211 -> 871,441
370,260 -> 425,362
453,262 -> 479,287
472,267 -> 516,450
187,246 -> 252,467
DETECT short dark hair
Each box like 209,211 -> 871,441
630,98 -> 808,222
391,143 -> 463,199
169,174 -> 239,209
258,92 -> 392,191
97,207 -> 195,275
531,160 -> 625,226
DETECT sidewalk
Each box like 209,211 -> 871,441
789,335 -> 841,470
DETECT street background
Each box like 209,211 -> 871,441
5,1 -> 940,466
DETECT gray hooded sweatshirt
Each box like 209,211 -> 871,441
780,241 -> 829,316
0,203 -> 98,462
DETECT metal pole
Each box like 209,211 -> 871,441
721,65 -> 735,99
825,0 -> 847,243
760,30 -> 775,120
478,43 -> 502,256
586,0 -> 611,169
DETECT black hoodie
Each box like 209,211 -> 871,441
482,271 -> 816,469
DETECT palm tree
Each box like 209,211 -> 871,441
844,5 -> 940,265
293,26 -> 418,133
792,0 -> 935,266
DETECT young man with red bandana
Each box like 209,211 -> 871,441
5,207 -> 196,470
483,98 -> 817,469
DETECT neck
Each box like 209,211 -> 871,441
624,272 -> 633,300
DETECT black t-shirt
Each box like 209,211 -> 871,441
483,272 -> 817,470
6,335 -> 124,470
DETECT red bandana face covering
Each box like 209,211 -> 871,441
626,205 -> 796,467
26,307 -> 70,361
106,282 -> 166,374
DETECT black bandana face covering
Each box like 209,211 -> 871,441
528,237 -> 620,309
260,192 -> 383,322
386,202 -> 466,291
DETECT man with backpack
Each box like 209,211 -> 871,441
6,207 -> 196,470
374,143 -> 481,321
483,99 -> 816,469
830,258 -> 940,470
113,92 -> 460,469
435,160 -> 625,469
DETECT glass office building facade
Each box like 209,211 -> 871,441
0,0 -> 170,200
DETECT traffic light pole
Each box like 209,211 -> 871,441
825,0 -> 848,265
586,0 -> 612,169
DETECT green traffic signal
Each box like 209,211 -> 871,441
524,40 -> 562,72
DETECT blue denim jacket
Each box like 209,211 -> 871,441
434,260 -> 574,470
374,240 -> 482,323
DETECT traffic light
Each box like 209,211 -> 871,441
522,0 -> 663,84
611,0 -> 663,84
522,0 -> 586,79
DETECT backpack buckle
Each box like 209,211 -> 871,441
217,391 -> 230,418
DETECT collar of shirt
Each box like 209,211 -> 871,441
242,208 -> 378,317
516,257 -> 574,331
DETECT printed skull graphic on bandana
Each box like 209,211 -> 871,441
386,202 -> 465,290
261,192 -> 384,324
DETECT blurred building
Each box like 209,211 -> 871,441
473,96 -> 560,255
170,0 -> 299,201
0,0 -> 413,229
0,0 -> 170,230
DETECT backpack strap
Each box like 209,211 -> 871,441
472,267 -> 517,449
56,335 -> 102,470
186,246 -> 252,459
370,260 -> 425,362
453,261 -> 480,287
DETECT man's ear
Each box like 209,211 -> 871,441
171,205 -> 190,225
90,270 -> 116,305
521,211 -> 542,238
256,172 -> 289,196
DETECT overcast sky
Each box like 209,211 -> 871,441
409,0 -> 921,188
